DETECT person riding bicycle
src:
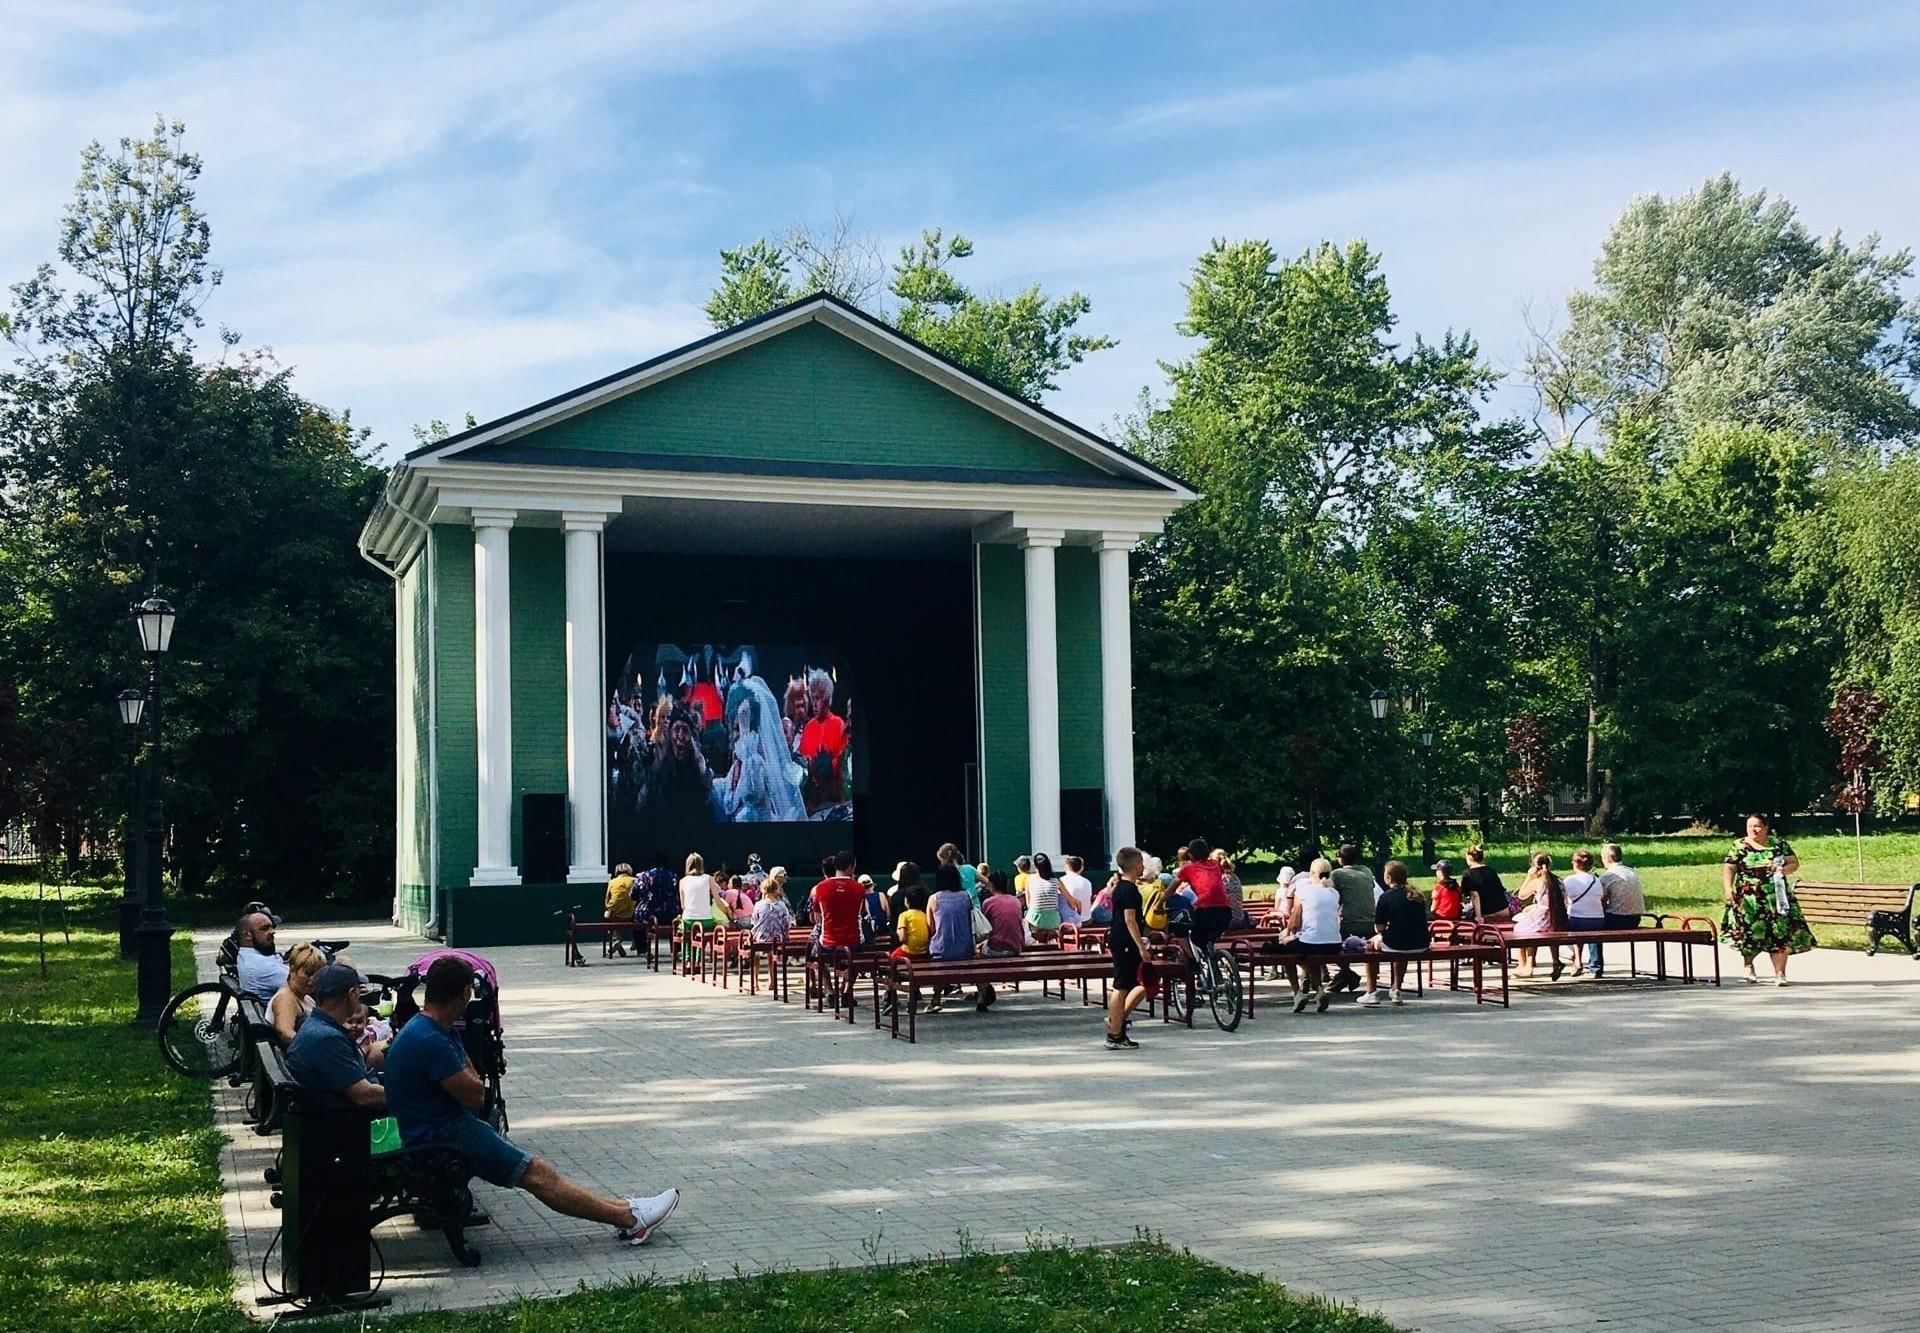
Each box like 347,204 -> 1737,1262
1175,838 -> 1234,958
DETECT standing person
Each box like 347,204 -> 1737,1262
1513,853 -> 1570,980
1721,813 -> 1815,985
603,863 -> 638,958
810,851 -> 866,955
1104,847 -> 1152,1050
385,956 -> 679,1246
1022,853 -> 1064,941
1359,861 -> 1430,1007
1600,844 -> 1646,934
1563,849 -> 1609,977
1429,861 -> 1463,922
1060,855 -> 1094,928
1281,859 -> 1345,1013
1460,845 -> 1511,923
1328,845 -> 1378,994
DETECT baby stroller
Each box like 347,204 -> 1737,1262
380,948 -> 510,1133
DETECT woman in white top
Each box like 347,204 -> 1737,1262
679,851 -> 716,925
1562,848 -> 1608,978
1282,859 -> 1345,1014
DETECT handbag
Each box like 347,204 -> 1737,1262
970,903 -> 992,941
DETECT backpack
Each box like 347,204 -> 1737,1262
1143,882 -> 1170,931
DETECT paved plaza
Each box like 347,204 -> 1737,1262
203,926 -> 1920,1331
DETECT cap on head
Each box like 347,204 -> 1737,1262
310,962 -> 364,1003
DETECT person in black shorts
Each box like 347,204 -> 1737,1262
1105,846 -> 1151,1050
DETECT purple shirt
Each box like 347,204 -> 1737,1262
927,889 -> 974,961
981,893 -> 1024,953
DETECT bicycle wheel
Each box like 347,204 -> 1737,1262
157,981 -> 244,1078
1207,949 -> 1243,1032
1163,965 -> 1192,1023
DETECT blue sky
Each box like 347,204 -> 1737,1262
6,0 -> 1918,458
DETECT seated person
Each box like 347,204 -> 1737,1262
1087,881 -> 1115,926
268,942 -> 327,1046
1360,861 -> 1431,1007
1429,860 -> 1463,921
890,884 -> 932,961
285,963 -> 387,1112
810,851 -> 866,955
385,956 -> 680,1247
603,863 -> 638,958
859,871 -> 894,940
232,910 -> 289,1001
217,900 -> 276,970
749,876 -> 794,944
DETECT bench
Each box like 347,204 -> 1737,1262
879,952 -> 1154,1042
259,1052 -> 491,1268
1793,882 -> 1920,953
1222,925 -> 1512,1011
1504,916 -> 1720,984
559,910 -> 672,969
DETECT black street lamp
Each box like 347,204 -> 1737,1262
130,596 -> 177,1029
1420,726 -> 1436,868
1367,688 -> 1391,871
116,688 -> 145,960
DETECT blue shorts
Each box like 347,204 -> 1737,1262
429,1111 -> 531,1188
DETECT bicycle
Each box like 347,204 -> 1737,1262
1163,920 -> 1243,1032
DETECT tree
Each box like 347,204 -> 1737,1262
0,120 -> 391,896
705,223 -> 1113,400
1530,172 -> 1920,451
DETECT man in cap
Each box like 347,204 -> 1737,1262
285,963 -> 386,1112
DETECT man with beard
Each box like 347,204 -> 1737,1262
232,910 -> 290,1000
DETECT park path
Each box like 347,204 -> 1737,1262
201,927 -> 1920,1331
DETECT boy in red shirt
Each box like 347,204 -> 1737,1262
1175,837 -> 1232,954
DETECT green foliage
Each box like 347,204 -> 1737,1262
1531,172 -> 1920,449
705,223 -> 1113,400
0,121 -> 392,896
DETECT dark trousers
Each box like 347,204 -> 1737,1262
1569,916 -> 1609,971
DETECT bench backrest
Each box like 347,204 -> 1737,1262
1794,881 -> 1918,922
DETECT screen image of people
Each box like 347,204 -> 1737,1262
607,643 -> 852,828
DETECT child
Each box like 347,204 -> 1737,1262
1359,860 -> 1430,1006
886,885 -> 933,1015
1429,860 -> 1463,921
749,878 -> 794,943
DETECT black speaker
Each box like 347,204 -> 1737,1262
281,1102 -> 373,1302
522,793 -> 567,884
1060,788 -> 1105,864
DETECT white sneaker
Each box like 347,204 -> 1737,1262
1356,990 -> 1384,1007
620,1188 -> 679,1245
1774,976 -> 1790,988
1389,988 -> 1404,1006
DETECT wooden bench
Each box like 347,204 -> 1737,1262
1789,883 -> 1912,945
1223,926 -> 1512,1010
559,910 -> 672,969
259,1054 -> 491,1268
1505,916 -> 1720,985
879,952 -> 1154,1042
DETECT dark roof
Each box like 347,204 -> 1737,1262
404,291 -> 1192,493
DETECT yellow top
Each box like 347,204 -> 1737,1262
895,908 -> 931,956
604,874 -> 636,921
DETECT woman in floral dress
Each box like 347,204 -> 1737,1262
1721,813 -> 1815,985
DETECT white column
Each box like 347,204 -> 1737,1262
1021,529 -> 1064,861
471,509 -> 519,886
1095,533 -> 1138,854
563,513 -> 608,884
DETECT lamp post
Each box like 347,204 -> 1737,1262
1367,689 -> 1391,872
116,688 -> 145,960
1420,726 -> 1436,868
130,596 -> 177,1029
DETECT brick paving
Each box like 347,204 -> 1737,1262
202,926 -> 1920,1330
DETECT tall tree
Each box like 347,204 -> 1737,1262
0,120 -> 391,894
1531,172 -> 1920,451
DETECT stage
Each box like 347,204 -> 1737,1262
359,294 -> 1191,944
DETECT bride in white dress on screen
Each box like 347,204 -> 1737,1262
715,677 -> 808,822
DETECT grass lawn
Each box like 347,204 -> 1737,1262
1244,825 -> 1920,949
0,882 -> 1395,1333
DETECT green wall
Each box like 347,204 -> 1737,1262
975,543 -> 1107,868
433,524 -> 476,894
511,323 -> 1109,478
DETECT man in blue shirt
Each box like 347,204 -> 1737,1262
285,963 -> 385,1111
384,955 -> 679,1247
232,910 -> 290,1001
